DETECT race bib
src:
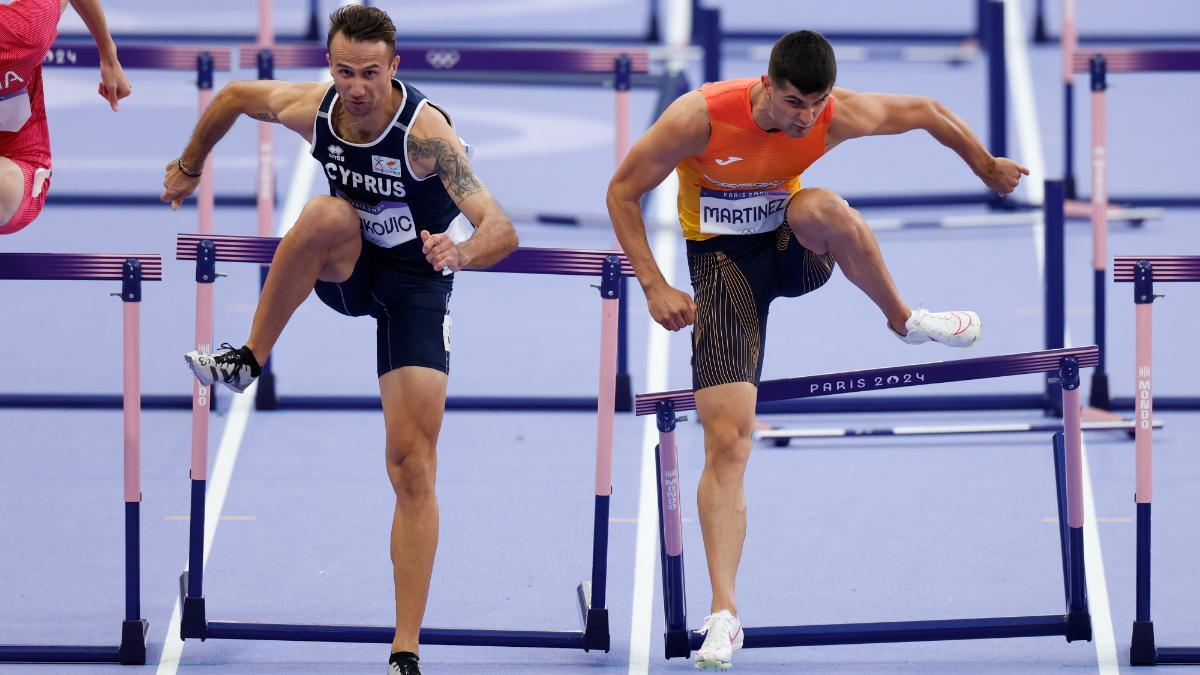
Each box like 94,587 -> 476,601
341,191 -> 416,248
699,187 -> 790,236
0,89 -> 32,133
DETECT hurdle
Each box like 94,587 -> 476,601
1063,50 -> 1200,411
175,233 -> 633,652
39,44 -> 250,209
0,253 -> 160,664
236,42 -> 689,412
1114,256 -> 1200,665
637,345 -> 1097,658
0,44 -> 233,412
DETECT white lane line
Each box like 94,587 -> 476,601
154,381 -> 257,674
1003,0 -> 1046,206
1007,0 -> 1117,667
628,171 -> 680,675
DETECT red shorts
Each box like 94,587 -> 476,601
0,159 -> 51,235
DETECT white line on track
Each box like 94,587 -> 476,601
1006,0 -> 1117,668
628,172 -> 680,675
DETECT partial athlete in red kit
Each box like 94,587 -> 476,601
0,0 -> 130,234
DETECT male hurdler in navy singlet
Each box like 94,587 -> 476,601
161,6 -> 517,674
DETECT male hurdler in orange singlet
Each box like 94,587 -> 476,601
607,30 -> 1028,670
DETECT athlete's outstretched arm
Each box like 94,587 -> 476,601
66,0 -> 130,110
160,80 -> 324,209
607,90 -> 709,331
408,108 -> 517,273
827,87 -> 1029,195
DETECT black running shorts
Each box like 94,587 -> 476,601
685,223 -> 835,391
313,247 -> 452,378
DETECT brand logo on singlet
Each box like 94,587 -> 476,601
714,156 -> 743,166
327,144 -> 345,161
372,155 -> 405,178
1,71 -> 24,89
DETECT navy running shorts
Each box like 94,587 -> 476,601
313,247 -> 452,378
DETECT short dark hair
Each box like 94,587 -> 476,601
327,5 -> 397,55
768,30 -> 836,94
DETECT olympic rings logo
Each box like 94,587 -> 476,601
424,49 -> 461,69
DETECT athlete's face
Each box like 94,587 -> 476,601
327,33 -> 399,117
762,77 -> 831,138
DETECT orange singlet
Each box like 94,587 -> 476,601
675,77 -> 836,241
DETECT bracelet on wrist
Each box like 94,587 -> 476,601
177,158 -> 202,178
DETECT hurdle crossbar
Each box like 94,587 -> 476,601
1115,256 -> 1200,665
177,236 -> 630,652
641,345 -> 1095,658
0,254 -> 159,664
174,233 -> 635,410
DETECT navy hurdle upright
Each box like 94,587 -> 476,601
636,346 -> 1098,658
1114,256 -> 1200,665
175,233 -> 633,652
0,253 -> 161,664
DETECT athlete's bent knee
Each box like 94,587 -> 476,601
295,197 -> 359,244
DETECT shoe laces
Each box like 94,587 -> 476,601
388,659 -> 421,675
698,611 -> 735,641
213,343 -> 248,367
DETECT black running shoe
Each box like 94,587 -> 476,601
388,651 -> 421,675
184,343 -> 261,393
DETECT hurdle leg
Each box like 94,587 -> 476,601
1058,357 -> 1092,641
118,260 -> 149,664
181,241 -> 217,640
654,401 -> 690,658
1130,260 -> 1157,664
579,257 -> 620,652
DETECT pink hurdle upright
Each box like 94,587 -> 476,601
0,253 -> 162,665
1114,256 -> 1200,666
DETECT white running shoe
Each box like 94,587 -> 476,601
184,343 -> 261,393
894,308 -> 981,348
695,609 -> 743,670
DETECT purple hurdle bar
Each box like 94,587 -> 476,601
175,234 -> 631,652
639,346 -> 1096,658
0,254 -> 160,664
1115,256 -> 1200,665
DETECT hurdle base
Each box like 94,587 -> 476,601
202,621 -> 593,649
0,645 -> 122,663
681,614 -> 1075,651
665,628 -> 692,659
1130,620 -> 1157,665
576,582 -> 611,652
1065,609 -> 1092,643
179,573 -> 208,640
118,619 -> 149,665
1157,647 -> 1200,665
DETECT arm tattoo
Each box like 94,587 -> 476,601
409,136 -> 483,200
247,112 -> 280,123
